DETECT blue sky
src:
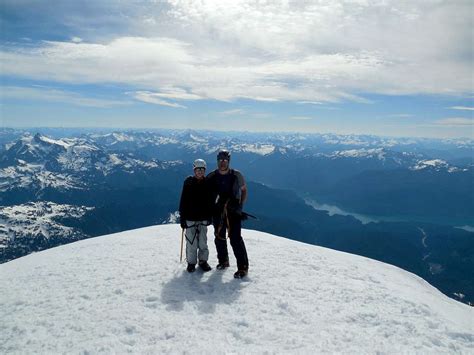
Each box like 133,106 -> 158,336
1,0 -> 472,138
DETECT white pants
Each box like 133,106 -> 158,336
185,221 -> 209,265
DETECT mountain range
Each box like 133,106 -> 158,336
0,128 -> 473,305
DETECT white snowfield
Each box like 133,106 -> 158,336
1,225 -> 473,354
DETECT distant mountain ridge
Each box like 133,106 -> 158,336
0,132 -> 187,262
0,128 -> 473,305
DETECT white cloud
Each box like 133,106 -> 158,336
1,37 -> 193,86
130,87 -> 204,107
145,87 -> 204,101
0,86 -> 131,108
71,37 -> 83,43
164,1 -> 472,95
435,118 -> 474,126
1,38 -> 377,103
298,101 -> 323,105
1,1 -> 472,104
449,106 -> 474,111
219,109 -> 245,115
132,91 -> 187,108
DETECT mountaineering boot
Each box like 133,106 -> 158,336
233,266 -> 248,279
187,263 -> 196,273
199,261 -> 212,272
216,260 -> 230,270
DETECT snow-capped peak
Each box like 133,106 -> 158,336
231,143 -> 276,156
1,225 -> 472,353
189,133 -> 207,143
34,134 -> 71,149
415,159 -> 448,168
111,132 -> 135,142
330,148 -> 387,160
411,159 -> 465,172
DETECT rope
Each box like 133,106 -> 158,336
185,222 -> 206,244
216,200 -> 230,240
183,222 -> 207,264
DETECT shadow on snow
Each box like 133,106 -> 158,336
160,268 -> 248,314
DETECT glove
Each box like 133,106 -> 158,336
180,219 -> 187,229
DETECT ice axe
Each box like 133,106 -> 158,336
241,211 -> 257,220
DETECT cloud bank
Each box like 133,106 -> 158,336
1,1 -> 472,108
1,86 -> 130,108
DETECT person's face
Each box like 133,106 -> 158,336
217,158 -> 229,171
194,167 -> 206,179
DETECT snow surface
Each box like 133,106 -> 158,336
1,224 -> 473,354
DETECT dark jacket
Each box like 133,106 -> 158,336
207,169 -> 243,215
179,176 -> 213,222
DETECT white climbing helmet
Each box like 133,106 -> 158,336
193,158 -> 207,169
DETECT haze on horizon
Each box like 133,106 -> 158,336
0,1 -> 473,139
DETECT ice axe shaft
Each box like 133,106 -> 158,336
242,211 -> 257,220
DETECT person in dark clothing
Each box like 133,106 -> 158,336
179,159 -> 213,273
207,150 -> 249,278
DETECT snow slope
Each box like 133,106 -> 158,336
1,225 -> 473,354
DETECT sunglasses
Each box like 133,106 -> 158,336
194,167 -> 206,171
218,158 -> 229,162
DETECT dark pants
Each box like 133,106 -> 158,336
214,212 -> 249,270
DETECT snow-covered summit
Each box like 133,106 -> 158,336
1,133 -> 98,167
1,225 -> 472,353
330,147 -> 388,160
2,134 -> 66,164
411,159 -> 466,172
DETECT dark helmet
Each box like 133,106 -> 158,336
217,149 -> 231,161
